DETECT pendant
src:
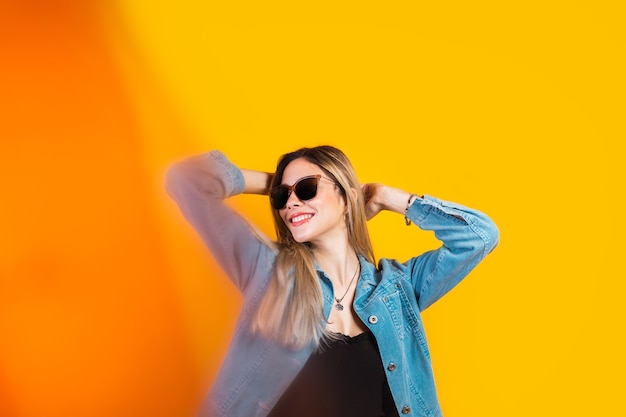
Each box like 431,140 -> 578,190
335,303 -> 344,311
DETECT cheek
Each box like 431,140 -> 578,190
330,193 -> 348,214
315,200 -> 344,220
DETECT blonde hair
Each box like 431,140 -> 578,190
252,146 -> 375,349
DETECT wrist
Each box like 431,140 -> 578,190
404,193 -> 418,226
378,186 -> 413,214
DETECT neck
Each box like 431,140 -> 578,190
312,241 -> 359,286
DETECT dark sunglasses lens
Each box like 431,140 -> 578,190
269,177 -> 321,209
294,177 -> 319,201
270,187 -> 290,209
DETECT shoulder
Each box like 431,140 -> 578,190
358,257 -> 411,291
377,257 -> 411,279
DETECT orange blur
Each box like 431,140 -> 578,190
0,2 -> 207,416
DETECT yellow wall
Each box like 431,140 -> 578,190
1,1 -> 624,416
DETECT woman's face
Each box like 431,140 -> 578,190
278,158 -> 348,245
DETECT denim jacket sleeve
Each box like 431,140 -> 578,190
165,150 -> 275,295
400,195 -> 500,311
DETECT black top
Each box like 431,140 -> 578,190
268,331 -> 400,417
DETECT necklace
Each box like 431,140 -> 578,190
334,260 -> 360,311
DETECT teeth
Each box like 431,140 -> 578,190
291,214 -> 313,223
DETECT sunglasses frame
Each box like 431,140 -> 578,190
269,174 -> 336,210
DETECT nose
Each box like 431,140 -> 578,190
284,189 -> 302,209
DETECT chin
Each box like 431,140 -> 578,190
288,228 -> 317,244
290,233 -> 311,244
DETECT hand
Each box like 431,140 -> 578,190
361,182 -> 387,220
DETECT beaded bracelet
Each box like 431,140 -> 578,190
404,194 -> 417,226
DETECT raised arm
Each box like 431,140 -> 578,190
165,151 -> 276,294
240,168 -> 274,195
363,183 -> 499,310
361,182 -> 419,220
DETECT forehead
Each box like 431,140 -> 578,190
281,158 -> 325,185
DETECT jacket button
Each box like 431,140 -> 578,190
401,405 -> 411,414
368,315 -> 378,324
396,283 -> 402,288
387,362 -> 397,371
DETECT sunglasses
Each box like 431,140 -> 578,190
269,175 -> 336,210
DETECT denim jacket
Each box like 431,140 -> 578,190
166,151 -> 499,417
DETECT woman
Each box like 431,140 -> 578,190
166,146 -> 499,417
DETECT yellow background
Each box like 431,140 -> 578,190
1,1 -> 624,416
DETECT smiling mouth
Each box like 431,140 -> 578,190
290,214 -> 314,224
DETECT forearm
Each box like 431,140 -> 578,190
409,196 -> 499,255
378,185 -> 415,214
241,169 -> 273,195
365,184 -> 422,220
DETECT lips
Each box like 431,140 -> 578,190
289,213 -> 314,226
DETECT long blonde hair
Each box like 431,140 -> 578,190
252,146 -> 375,349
